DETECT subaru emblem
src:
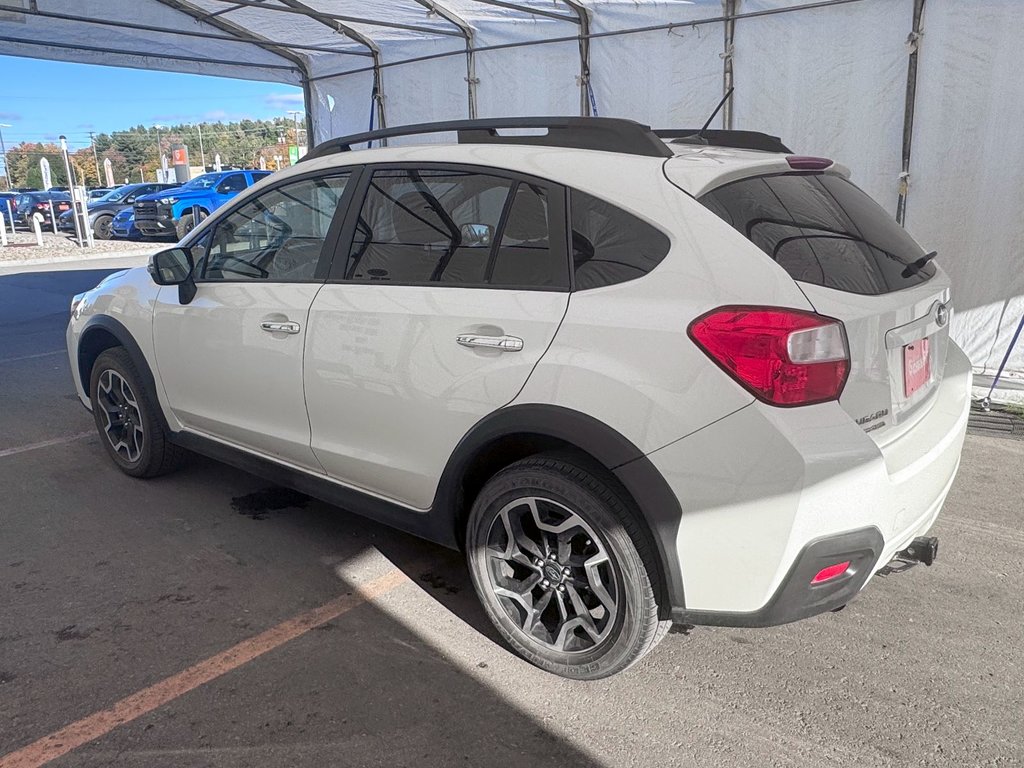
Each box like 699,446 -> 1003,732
935,302 -> 949,327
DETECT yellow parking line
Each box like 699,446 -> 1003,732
0,568 -> 410,768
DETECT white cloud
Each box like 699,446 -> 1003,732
264,92 -> 305,110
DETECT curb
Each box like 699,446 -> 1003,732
0,247 -> 157,268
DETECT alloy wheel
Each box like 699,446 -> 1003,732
96,369 -> 144,463
484,496 -> 619,653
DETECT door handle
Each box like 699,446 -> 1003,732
456,334 -> 524,352
260,321 -> 301,334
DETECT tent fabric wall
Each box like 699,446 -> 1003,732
732,0 -> 912,208
2,0 -> 1023,394
904,1 -> 1024,382
587,0 -> 724,126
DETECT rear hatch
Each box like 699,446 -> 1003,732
693,168 -> 950,444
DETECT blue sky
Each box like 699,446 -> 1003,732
0,56 -> 304,152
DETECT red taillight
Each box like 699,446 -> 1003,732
786,155 -> 833,170
811,561 -> 851,585
688,306 -> 850,406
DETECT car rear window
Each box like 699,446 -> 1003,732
699,173 -> 935,295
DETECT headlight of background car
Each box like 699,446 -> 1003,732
157,197 -> 178,206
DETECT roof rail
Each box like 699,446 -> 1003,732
654,129 -> 791,154
302,117 -> 674,162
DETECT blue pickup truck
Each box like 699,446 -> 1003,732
133,169 -> 271,239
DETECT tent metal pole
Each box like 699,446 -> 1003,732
469,0 -> 577,24
203,0 -> 463,36
0,35 -> 299,73
310,0 -> 868,83
275,0 -> 388,141
413,0 -> 478,119
9,5 -> 370,57
896,0 -> 926,225
561,0 -> 592,116
722,0 -> 736,130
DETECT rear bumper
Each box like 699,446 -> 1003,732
673,527 -> 883,627
648,340 -> 972,622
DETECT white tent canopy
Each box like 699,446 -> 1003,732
1,0 -> 1021,396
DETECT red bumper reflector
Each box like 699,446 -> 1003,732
811,561 -> 851,585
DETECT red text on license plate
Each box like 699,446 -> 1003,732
903,337 -> 930,397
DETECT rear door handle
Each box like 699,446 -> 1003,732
260,321 -> 301,335
456,334 -> 524,352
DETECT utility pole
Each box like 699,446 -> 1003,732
196,123 -> 207,171
88,131 -> 101,186
0,123 -> 11,189
288,110 -> 303,154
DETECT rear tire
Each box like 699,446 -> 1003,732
466,454 -> 670,679
88,348 -> 185,478
92,214 -> 113,240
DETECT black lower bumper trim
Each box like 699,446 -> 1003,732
671,526 -> 884,628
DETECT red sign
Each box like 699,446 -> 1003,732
903,337 -> 930,397
172,147 -> 188,165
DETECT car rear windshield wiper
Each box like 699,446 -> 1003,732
901,250 -> 937,278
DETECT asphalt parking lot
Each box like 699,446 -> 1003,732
1,265 -> 1022,768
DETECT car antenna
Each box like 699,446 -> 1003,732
697,86 -> 735,143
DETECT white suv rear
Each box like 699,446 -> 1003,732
66,118 -> 971,679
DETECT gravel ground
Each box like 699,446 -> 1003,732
0,230 -> 160,264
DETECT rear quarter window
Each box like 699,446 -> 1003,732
570,189 -> 670,290
699,173 -> 935,295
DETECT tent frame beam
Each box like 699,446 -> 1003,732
203,0 -> 464,37
560,0 -> 592,116
273,0 -> 387,138
158,0 -> 318,151
310,0 -> 867,83
469,0 -> 577,24
5,5 -> 370,57
896,0 -> 926,225
0,34 -> 299,73
412,0 -> 479,118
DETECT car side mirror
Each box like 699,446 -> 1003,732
148,247 -> 197,304
460,223 -> 493,247
124,195 -> 137,204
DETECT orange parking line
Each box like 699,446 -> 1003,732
0,568 -> 409,768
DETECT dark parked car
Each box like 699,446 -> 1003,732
14,192 -> 72,228
58,183 -> 176,239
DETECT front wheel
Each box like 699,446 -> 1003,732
89,348 -> 185,478
175,211 -> 206,240
466,455 -> 670,679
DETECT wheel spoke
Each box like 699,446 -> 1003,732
484,495 -> 619,655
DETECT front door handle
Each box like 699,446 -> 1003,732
260,321 -> 301,335
456,334 -> 524,352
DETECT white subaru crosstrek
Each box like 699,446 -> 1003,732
67,118 -> 971,679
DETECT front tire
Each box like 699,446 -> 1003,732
175,211 -> 206,240
466,455 -> 670,679
89,348 -> 185,478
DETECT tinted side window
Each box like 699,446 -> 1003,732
487,183 -> 566,288
202,173 -> 349,282
570,189 -> 670,290
217,174 -> 247,194
699,173 -> 934,295
345,169 -> 567,288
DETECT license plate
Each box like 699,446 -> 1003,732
903,337 -> 930,397
58,204 -> 69,211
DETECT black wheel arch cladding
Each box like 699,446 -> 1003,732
433,404 -> 686,611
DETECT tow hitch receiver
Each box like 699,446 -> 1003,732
899,536 -> 939,566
